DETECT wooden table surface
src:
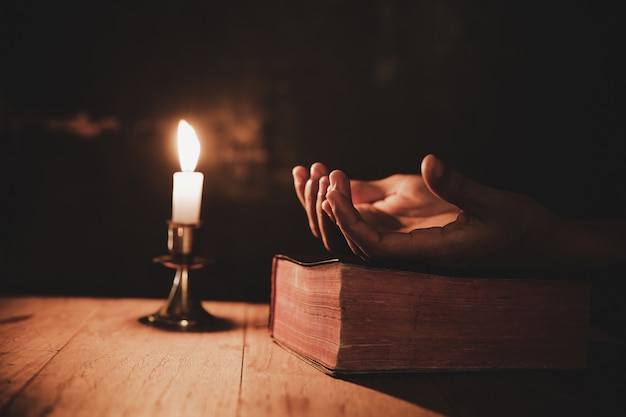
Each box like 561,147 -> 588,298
1,296 -> 624,417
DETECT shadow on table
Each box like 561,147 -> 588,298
339,372 -> 454,416
339,341 -> 626,417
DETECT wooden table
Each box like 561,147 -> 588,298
1,296 -> 624,417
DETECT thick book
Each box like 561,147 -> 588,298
269,254 -> 591,375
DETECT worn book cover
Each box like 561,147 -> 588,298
269,254 -> 591,375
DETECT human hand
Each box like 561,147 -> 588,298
294,154 -> 570,272
292,158 -> 462,259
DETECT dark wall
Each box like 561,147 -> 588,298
1,1 -> 624,303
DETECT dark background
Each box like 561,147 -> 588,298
0,1 -> 624,324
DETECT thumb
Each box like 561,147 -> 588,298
421,154 -> 495,216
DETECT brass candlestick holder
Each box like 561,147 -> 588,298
139,221 -> 229,332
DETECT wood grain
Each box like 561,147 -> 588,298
0,297 -> 101,409
1,298 -> 247,417
240,303 -> 450,417
1,296 -> 624,417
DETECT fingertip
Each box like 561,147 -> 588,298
420,154 -> 432,174
328,169 -> 349,189
423,154 -> 487,214
421,154 -> 444,180
310,162 -> 329,178
292,165 -> 308,182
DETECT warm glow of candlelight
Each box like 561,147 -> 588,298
177,120 -> 200,172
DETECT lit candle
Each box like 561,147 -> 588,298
172,120 -> 204,224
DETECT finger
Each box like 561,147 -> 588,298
317,176 -> 332,227
317,176 -> 353,254
328,169 -> 352,200
326,170 -> 375,259
325,185 -> 385,259
304,163 -> 329,238
317,176 -> 334,247
304,179 -> 320,238
421,154 -> 494,217
321,198 -> 335,222
325,180 -> 380,243
292,165 -> 309,208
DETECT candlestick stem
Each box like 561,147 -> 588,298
139,221 -> 231,332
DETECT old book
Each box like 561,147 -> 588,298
269,254 -> 591,375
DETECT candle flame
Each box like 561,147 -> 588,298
177,120 -> 200,172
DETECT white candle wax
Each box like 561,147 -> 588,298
171,120 -> 203,224
172,171 -> 204,224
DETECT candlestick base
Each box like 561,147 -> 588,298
139,221 -> 232,332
